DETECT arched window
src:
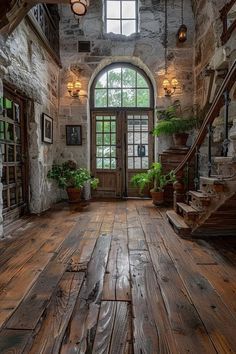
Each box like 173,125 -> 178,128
92,64 -> 153,108
105,0 -> 138,35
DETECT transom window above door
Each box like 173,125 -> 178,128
105,0 -> 138,35
93,65 -> 152,108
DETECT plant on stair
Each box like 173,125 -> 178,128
152,105 -> 197,147
47,160 -> 99,203
131,162 -> 176,205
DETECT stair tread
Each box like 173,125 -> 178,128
189,191 -> 210,199
200,177 -> 225,184
166,210 -> 190,229
177,202 -> 199,214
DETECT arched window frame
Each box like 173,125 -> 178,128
104,0 -> 139,36
91,63 -> 154,110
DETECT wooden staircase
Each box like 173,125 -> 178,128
166,60 -> 236,238
167,157 -> 236,237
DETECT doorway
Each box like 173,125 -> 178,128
0,87 -> 28,226
91,63 -> 154,198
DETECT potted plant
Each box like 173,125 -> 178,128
152,105 -> 197,147
131,162 -> 176,205
47,160 -> 99,203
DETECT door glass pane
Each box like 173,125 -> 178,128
2,166 -> 7,185
4,98 -> 13,120
10,187 -> 16,206
0,121 -> 5,139
15,125 -> 21,143
6,123 -> 14,141
8,145 -> 15,162
9,166 -> 15,184
3,190 -> 8,209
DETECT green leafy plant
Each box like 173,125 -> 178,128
152,105 -> 197,136
47,160 -> 99,190
131,162 -> 176,192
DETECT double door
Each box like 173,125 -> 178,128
91,110 -> 153,198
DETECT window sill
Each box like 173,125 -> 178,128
103,32 -> 141,41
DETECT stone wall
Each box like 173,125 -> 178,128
0,17 -> 61,235
58,0 -> 195,163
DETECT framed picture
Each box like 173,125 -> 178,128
42,113 -> 53,144
66,125 -> 82,146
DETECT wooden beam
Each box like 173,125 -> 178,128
26,0 -> 69,4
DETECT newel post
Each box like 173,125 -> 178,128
173,170 -> 185,212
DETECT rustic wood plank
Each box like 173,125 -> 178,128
148,242 -> 217,353
0,329 -> 32,353
158,220 -> 236,353
102,239 -> 130,301
128,227 -> 147,251
130,251 -> 177,353
27,272 -> 85,354
61,235 -> 111,354
92,301 -> 132,354
68,238 -> 98,272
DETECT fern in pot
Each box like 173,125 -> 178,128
153,105 -> 197,147
47,160 -> 99,203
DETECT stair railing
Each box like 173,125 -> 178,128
173,60 -> 236,210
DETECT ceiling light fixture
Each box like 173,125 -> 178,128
70,0 -> 89,17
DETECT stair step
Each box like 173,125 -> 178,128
200,177 -> 225,185
189,191 -> 210,200
177,202 -> 199,215
166,210 -> 191,238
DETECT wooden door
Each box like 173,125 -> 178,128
91,110 -> 153,198
0,88 -> 28,226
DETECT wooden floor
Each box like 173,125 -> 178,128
0,200 -> 236,354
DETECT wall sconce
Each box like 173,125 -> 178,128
67,81 -> 82,98
177,24 -> 187,43
162,77 -> 178,97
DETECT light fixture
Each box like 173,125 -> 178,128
162,0 -> 179,97
67,81 -> 82,97
70,0 -> 89,17
162,78 -> 179,97
177,0 -> 187,42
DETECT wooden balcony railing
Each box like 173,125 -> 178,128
28,4 -> 61,66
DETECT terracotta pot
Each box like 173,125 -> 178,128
151,190 -> 164,205
173,133 -> 189,147
66,187 -> 82,203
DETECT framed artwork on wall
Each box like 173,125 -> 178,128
42,113 -> 53,144
66,125 -> 82,146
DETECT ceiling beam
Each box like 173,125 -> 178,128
25,0 -> 70,4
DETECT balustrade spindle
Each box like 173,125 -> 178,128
222,90 -> 231,157
208,123 -> 213,177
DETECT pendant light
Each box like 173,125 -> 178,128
177,0 -> 187,42
70,0 -> 89,17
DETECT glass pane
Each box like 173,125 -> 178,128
10,187 -> 16,206
128,157 -> 134,169
111,134 -> 116,144
96,121 -> 103,133
111,121 -> 116,132
122,68 -> 136,87
0,121 -> 5,140
141,119 -> 148,130
128,119 -> 133,131
122,20 -> 136,35
134,132 -> 141,144
96,134 -> 103,145
17,186 -> 23,203
142,132 -> 148,144
8,145 -> 15,162
4,98 -> 13,119
128,133 -> 133,144
111,146 -> 116,157
104,146 -> 111,157
16,166 -> 22,182
9,166 -> 15,184
135,157 -> 141,169
128,145 -> 133,156
104,121 -> 111,132
96,158 -> 103,169
1,144 -> 6,162
107,1 -> 120,18
142,157 -> 149,169
137,88 -> 150,107
107,20 -> 121,34
137,73 -> 148,88
108,68 -> 121,88
96,116 -> 103,120
2,166 -> 7,185
16,145 -> 21,161
96,147 -> 103,157
15,125 -> 21,143
122,1 -> 136,18
95,89 -> 107,107
103,158 -> 111,169
123,89 -> 135,107
96,73 -> 107,88
134,119 -> 141,131
104,134 -> 111,145
108,89 -> 121,107
14,104 -> 20,122
111,158 -> 116,169
6,123 -> 14,141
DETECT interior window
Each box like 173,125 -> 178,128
94,65 -> 150,108
105,0 -> 137,36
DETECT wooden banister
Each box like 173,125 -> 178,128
174,60 -> 236,176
